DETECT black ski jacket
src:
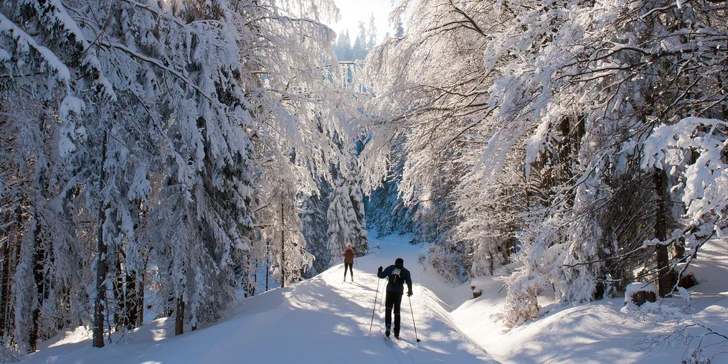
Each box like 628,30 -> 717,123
377,263 -> 412,294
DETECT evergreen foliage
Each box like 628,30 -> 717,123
0,0 -> 366,354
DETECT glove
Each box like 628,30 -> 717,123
407,291 -> 413,297
378,266 -> 383,273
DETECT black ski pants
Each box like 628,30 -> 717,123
344,263 -> 353,280
385,291 -> 403,335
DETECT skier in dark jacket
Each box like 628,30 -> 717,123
377,257 -> 413,339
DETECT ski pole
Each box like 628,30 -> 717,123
408,295 -> 421,342
369,277 -> 380,335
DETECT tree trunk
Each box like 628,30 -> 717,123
133,206 -> 148,328
0,96 -> 3,336
125,270 -> 137,330
719,73 -> 728,121
93,132 -> 109,348
29,215 -> 44,352
0,234 -> 9,338
280,198 -> 285,289
654,169 -> 676,297
113,258 -> 123,330
175,295 -> 184,336
0,205 -> 21,337
92,211 -> 109,348
136,256 -> 146,328
164,259 -> 175,318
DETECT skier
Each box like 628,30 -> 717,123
343,244 -> 355,282
377,258 -> 413,339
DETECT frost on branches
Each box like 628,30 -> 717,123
0,0 -> 365,354
360,0 -> 728,327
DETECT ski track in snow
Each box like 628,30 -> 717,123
19,233 -> 495,364
383,335 -> 419,364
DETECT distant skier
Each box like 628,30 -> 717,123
377,258 -> 413,339
343,244 -> 355,282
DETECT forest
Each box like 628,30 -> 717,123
0,0 -> 726,358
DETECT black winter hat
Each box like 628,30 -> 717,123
395,258 -> 404,265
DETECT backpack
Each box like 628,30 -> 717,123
388,267 -> 403,285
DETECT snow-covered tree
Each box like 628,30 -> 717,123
301,179 -> 332,275
361,0 -> 499,280
364,145 -> 418,238
255,155 -> 314,287
234,0 -> 366,278
335,30 -> 354,61
394,18 -> 404,38
0,0 -> 116,351
327,152 -> 368,264
367,14 -> 378,50
0,0 -> 365,354
360,0 -> 728,327
0,0 -> 260,350
352,21 -> 368,61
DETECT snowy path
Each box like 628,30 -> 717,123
20,234 -> 728,363
21,234 -> 495,363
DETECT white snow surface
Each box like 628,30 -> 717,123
19,233 -> 728,363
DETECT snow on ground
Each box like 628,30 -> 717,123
452,237 -> 728,364
19,232 -> 493,364
18,233 -> 728,363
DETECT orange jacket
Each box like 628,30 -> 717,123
343,247 -> 355,264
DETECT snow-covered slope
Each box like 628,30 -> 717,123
18,233 -> 728,363
452,237 -> 728,364
19,233 -> 492,364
